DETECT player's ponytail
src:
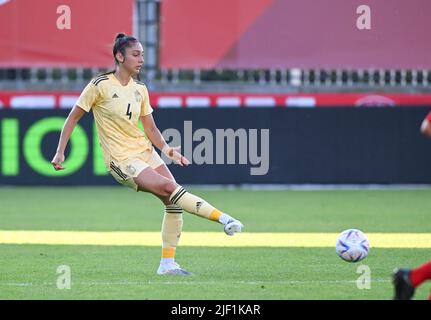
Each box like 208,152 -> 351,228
113,32 -> 138,65
115,33 -> 127,41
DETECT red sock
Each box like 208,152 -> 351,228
410,260 -> 431,288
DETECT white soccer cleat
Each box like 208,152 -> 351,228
157,262 -> 193,276
224,219 -> 244,236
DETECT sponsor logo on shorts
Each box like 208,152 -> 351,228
126,164 -> 136,175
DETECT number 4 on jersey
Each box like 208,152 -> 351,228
126,103 -> 132,120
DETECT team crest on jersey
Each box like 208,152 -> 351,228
134,90 -> 142,102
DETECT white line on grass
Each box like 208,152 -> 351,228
0,279 -> 391,287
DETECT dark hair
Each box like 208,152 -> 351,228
113,33 -> 138,65
96,33 -> 140,79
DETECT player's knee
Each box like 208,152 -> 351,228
160,180 -> 177,198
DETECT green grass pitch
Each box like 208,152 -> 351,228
0,187 -> 430,300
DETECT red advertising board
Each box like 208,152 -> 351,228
0,0 -> 133,67
161,0 -> 431,70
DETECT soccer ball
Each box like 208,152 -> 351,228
335,229 -> 370,262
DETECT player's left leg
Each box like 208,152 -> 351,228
143,148 -> 244,236
168,185 -> 244,236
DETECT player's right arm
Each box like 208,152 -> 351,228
420,112 -> 431,138
51,106 -> 86,170
51,80 -> 99,171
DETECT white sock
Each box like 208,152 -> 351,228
160,258 -> 175,265
218,213 -> 233,225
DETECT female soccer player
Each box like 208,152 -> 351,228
51,33 -> 243,275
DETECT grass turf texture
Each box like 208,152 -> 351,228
0,187 -> 430,299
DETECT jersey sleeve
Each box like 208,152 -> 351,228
76,81 -> 100,112
426,111 -> 431,122
140,85 -> 154,116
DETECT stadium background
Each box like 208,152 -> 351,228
0,0 -> 430,301
1,0 -> 431,185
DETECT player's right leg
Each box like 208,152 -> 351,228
132,167 -> 244,236
153,164 -> 192,276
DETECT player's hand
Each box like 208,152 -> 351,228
51,152 -> 65,171
421,119 -> 431,138
162,146 -> 190,166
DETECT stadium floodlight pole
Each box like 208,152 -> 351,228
138,0 -> 159,86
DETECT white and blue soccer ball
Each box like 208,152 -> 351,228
335,229 -> 370,262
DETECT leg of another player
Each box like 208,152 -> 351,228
410,260 -> 431,288
393,260 -> 431,300
133,167 -> 244,236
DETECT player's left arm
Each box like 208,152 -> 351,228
420,112 -> 431,138
140,114 -> 190,166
